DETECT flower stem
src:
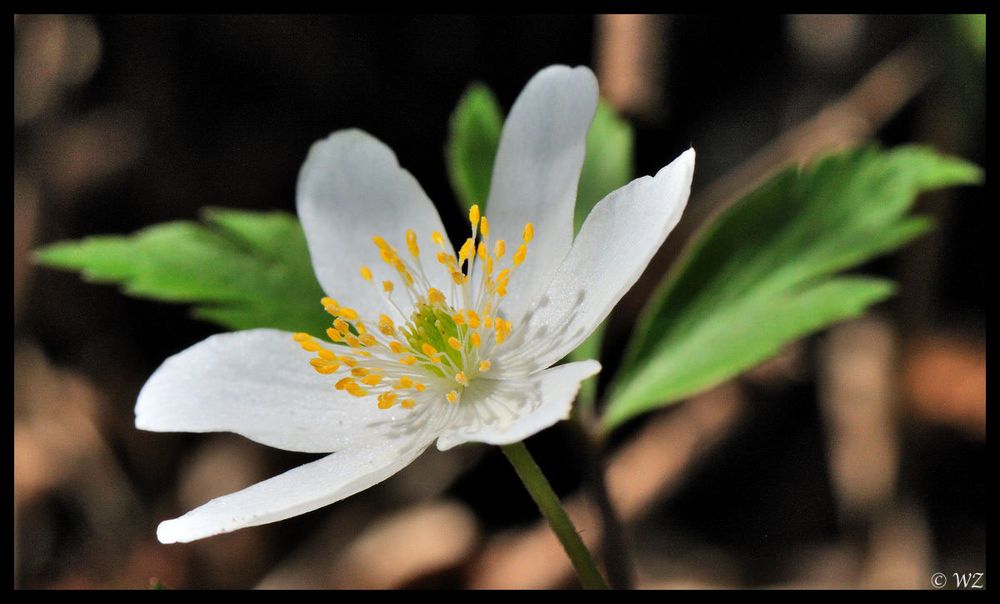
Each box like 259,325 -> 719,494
501,441 -> 609,589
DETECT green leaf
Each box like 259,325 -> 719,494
603,146 -> 982,430
446,83 -> 503,212
34,208 -> 330,335
575,101 -> 635,232
955,14 -> 986,55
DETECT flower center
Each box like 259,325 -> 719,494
293,204 -> 532,410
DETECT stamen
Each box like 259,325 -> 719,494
513,244 -> 527,266
469,204 -> 481,231
405,229 -> 419,257
299,208 -> 531,413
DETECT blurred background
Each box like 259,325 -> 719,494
13,14 -> 985,589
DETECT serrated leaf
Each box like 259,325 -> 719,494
603,146 -> 982,430
34,208 -> 329,335
446,83 -> 503,212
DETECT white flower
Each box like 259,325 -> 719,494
135,65 -> 695,544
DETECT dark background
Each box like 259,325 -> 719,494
14,14 -> 985,588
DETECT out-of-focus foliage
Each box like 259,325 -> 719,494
35,208 -> 329,335
603,146 -> 983,430
574,102 -> 634,233
446,84 -> 504,211
956,13 -> 986,55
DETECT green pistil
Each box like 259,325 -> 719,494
403,301 -> 467,377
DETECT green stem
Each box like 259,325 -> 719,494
501,441 -> 610,589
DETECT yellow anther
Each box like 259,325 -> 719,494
455,371 -> 469,385
428,288 -> 446,304
421,343 -> 438,357
415,382 -> 426,392
351,367 -> 369,377
446,390 -> 459,404
293,332 -> 312,342
452,313 -> 466,325
317,349 -> 337,361
486,255 -> 494,275
378,315 -> 396,336
494,239 -> 506,258
401,270 -> 415,287
471,332 -> 481,348
319,298 -> 338,311
299,339 -> 322,352
346,384 -> 368,398
523,223 -> 534,243
400,355 -> 417,365
477,240 -> 487,261
448,336 -> 462,351
383,280 -> 395,293
432,231 -> 444,247
339,355 -> 359,367
338,307 -> 359,320
334,377 -> 354,390
480,216 -> 489,238
309,359 -> 339,374
513,244 -> 527,266
389,341 -> 406,353
359,266 -> 373,281
361,373 -> 383,386
345,335 -> 362,348
451,271 -> 467,285
333,318 -> 350,334
469,204 -> 480,230
436,251 -> 456,266
359,334 -> 377,347
401,399 -> 416,409
466,310 -> 481,328
396,376 -> 413,389
458,238 -> 475,262
479,360 -> 492,372
380,248 -> 395,264
406,229 -> 419,257
372,235 -> 390,251
483,316 -> 494,329
326,327 -> 343,343
377,392 -> 397,409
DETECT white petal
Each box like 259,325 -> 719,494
157,432 -> 433,543
435,360 -> 601,451
297,129 -> 455,319
136,329 -> 408,453
495,149 -> 695,376
485,65 -> 598,327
